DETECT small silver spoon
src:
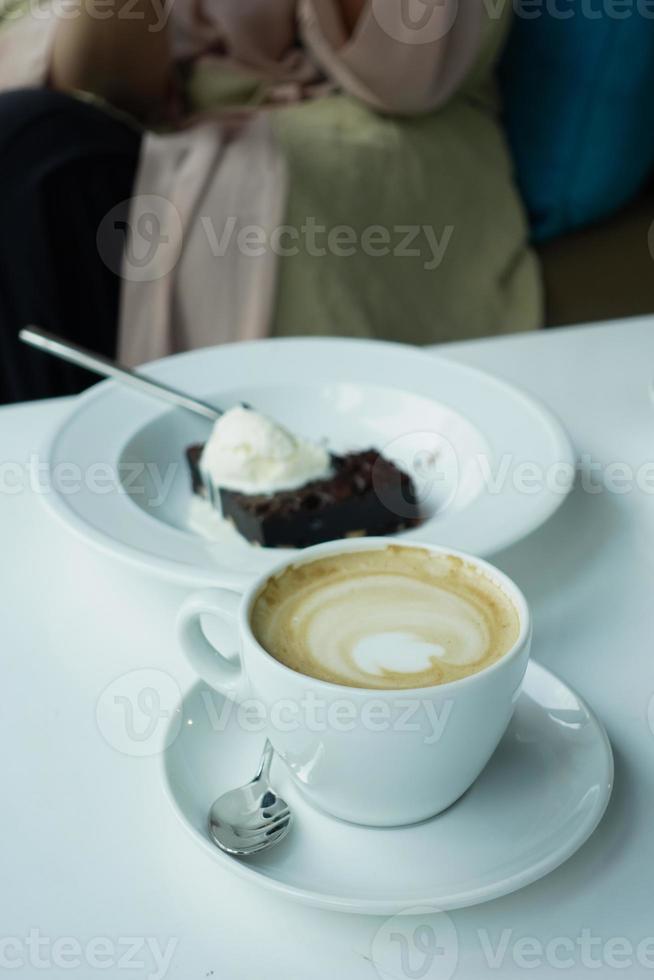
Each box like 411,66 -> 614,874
19,325 -> 222,422
209,740 -> 292,856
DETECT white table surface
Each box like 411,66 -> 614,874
2,316 -> 653,979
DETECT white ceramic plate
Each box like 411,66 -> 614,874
161,662 -> 613,915
43,338 -> 574,586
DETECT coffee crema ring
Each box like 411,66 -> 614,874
251,547 -> 521,690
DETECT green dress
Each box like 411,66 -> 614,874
270,12 -> 540,344
184,6 -> 541,346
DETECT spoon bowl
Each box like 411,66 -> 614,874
209,740 -> 292,856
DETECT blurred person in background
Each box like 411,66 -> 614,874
0,0 -> 539,402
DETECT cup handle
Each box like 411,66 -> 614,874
176,587 -> 249,702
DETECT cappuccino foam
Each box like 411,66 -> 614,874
251,547 -> 521,690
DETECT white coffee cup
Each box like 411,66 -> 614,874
176,539 -> 532,826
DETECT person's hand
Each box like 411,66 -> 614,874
335,0 -> 367,35
51,0 -> 173,121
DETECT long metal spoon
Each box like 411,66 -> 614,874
19,325 -> 221,422
209,740 -> 292,857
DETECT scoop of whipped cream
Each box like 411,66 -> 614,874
200,406 -> 332,495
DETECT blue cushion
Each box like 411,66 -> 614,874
499,11 -> 654,241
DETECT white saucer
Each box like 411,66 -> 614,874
42,338 -> 574,586
161,662 -> 612,915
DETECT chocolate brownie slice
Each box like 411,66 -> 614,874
186,445 -> 422,548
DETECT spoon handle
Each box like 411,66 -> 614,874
19,325 -> 222,423
255,739 -> 275,782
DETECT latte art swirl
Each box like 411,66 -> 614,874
251,547 -> 521,690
